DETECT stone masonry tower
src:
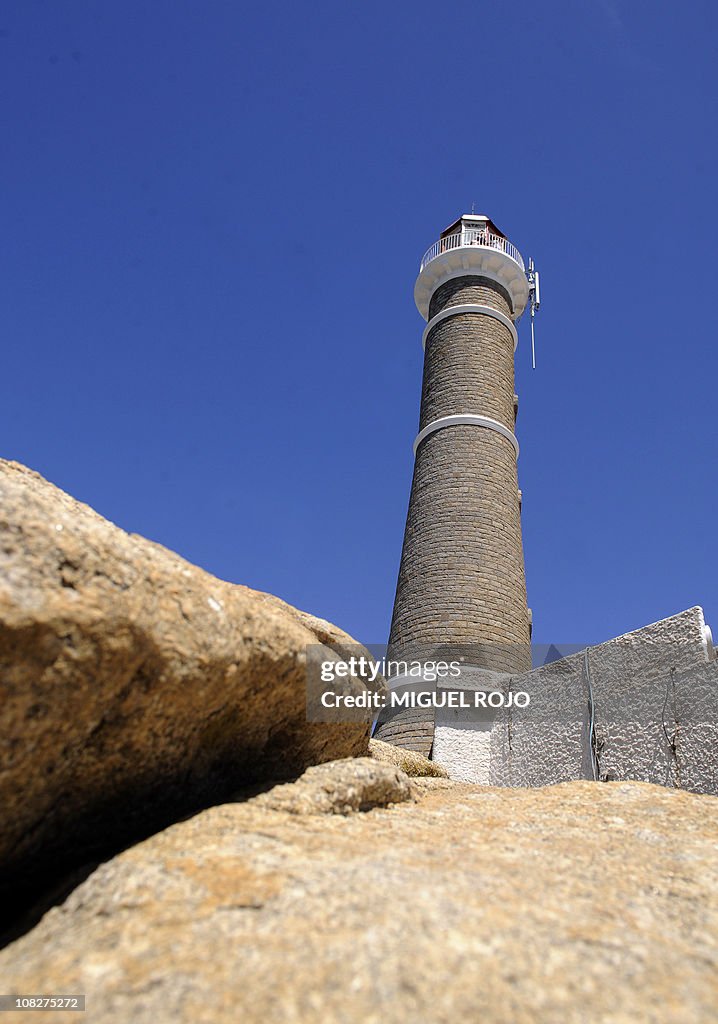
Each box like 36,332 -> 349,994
375,214 -> 533,754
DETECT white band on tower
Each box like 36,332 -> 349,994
421,304 -> 518,352
413,414 -> 520,458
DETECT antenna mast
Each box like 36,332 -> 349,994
526,258 -> 541,369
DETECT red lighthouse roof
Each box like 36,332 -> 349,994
440,214 -> 506,240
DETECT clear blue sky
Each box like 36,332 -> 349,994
2,1 -> 716,647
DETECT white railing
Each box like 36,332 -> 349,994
420,229 -> 525,274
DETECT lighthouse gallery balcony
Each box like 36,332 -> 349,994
414,218 -> 529,321
420,228 -> 525,275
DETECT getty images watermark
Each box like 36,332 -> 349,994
305,647 -> 531,723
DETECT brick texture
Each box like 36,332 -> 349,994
375,275 -> 530,755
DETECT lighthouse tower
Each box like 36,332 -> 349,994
376,214 -> 533,754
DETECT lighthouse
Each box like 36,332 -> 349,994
375,214 -> 534,755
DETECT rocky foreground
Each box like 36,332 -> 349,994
1,461 -> 717,1023
0,461 -> 372,922
0,758 -> 716,1023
